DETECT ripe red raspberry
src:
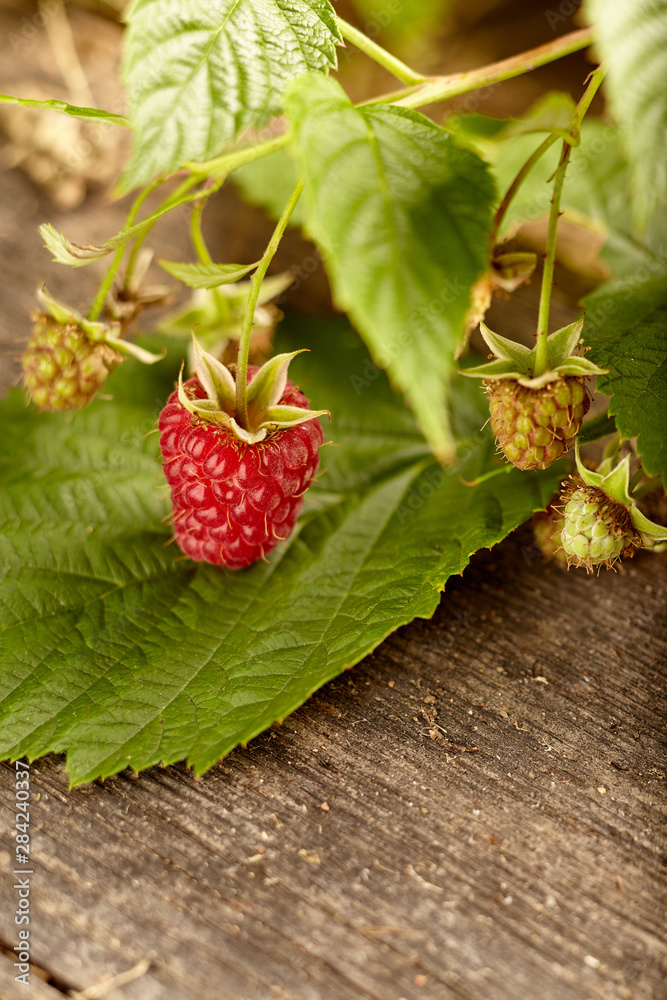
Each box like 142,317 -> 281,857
159,371 -> 324,569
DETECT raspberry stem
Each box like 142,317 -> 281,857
336,18 -> 427,85
534,141 -> 572,377
87,174 -> 198,322
533,65 -> 607,377
386,28 -> 594,110
189,180 -> 233,323
189,31 -> 595,179
490,134 -> 558,249
235,178 -> 305,430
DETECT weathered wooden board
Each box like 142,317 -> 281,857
1,538 -> 665,1000
1,2 -> 666,998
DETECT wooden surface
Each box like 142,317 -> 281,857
1,2 -> 666,998
1,540 -> 666,1000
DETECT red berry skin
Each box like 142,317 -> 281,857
158,372 -> 324,569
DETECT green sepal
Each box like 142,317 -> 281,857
479,322 -> 532,365
553,357 -> 609,377
574,441 -> 667,544
178,335 -> 327,445
105,334 -> 166,364
262,404 -> 330,431
631,507 -> 667,545
461,315 -> 607,386
37,286 -> 112,341
459,358 -> 526,380
544,317 -> 584,368
37,286 -> 164,363
246,351 -> 305,418
192,336 -> 236,411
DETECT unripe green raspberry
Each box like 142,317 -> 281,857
560,484 -> 636,571
486,376 -> 589,471
23,315 -> 123,412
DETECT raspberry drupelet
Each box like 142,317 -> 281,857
158,340 -> 327,570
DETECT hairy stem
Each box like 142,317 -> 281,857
533,65 -> 607,376
382,28 -> 594,109
570,63 -> 607,138
337,17 -> 426,85
534,142 -> 571,377
235,179 -> 304,429
87,176 -> 168,321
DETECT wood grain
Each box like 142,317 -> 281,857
1,538 -> 666,1000
1,3 -> 666,997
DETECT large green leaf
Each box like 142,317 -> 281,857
120,0 -> 341,191
0,319 -> 558,785
584,0 -> 667,227
286,75 -> 495,462
583,277 -> 667,484
564,121 -> 667,278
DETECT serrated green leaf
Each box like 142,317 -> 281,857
120,0 -> 342,191
564,120 -> 667,277
0,318 -> 559,785
0,93 -> 129,127
583,276 -> 667,484
286,75 -> 495,462
584,0 -> 667,227
159,260 -> 260,289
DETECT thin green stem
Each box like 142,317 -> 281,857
380,27 -> 594,110
87,177 -> 165,321
188,180 -> 234,322
235,178 -> 305,429
533,64 -> 607,377
190,201 -> 212,265
187,133 -> 291,181
337,17 -> 426,85
534,141 -> 571,377
87,175 -> 200,321
490,134 -> 558,247
570,63 -> 607,138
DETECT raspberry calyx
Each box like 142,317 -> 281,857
461,316 -> 607,470
23,286 -> 164,412
558,442 -> 667,572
